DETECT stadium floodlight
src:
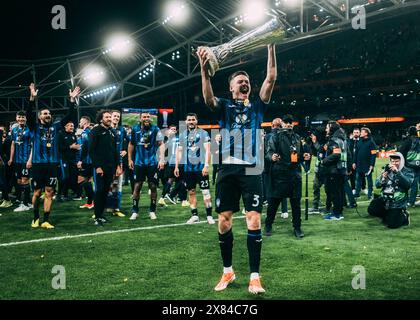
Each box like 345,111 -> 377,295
240,0 -> 269,27
171,51 -> 181,60
162,1 -> 190,26
139,62 -> 155,81
83,85 -> 117,99
82,65 -> 106,86
103,34 -> 134,59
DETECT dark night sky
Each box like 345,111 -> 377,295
0,0 -> 162,60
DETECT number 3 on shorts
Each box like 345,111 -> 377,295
252,195 -> 260,207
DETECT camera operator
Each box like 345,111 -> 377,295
368,152 -> 413,228
264,114 -> 311,238
309,128 -> 329,214
398,124 -> 420,207
322,121 -> 347,221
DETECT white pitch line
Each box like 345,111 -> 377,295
0,200 -> 371,248
0,220 -> 216,248
0,215 -> 249,248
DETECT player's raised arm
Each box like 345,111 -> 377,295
60,87 -> 81,127
259,44 -> 277,104
197,47 -> 218,110
26,83 -> 38,130
69,86 -> 81,104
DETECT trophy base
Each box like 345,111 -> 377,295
203,47 -> 219,77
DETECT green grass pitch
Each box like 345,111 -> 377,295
0,158 -> 419,300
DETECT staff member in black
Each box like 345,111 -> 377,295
264,115 -> 311,238
348,128 -> 361,192
58,121 -> 81,201
89,110 -> 120,226
322,121 -> 347,221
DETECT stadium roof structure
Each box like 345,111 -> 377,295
0,0 -> 418,115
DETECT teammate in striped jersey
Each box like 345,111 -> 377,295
175,114 -> 214,225
105,110 -> 128,218
128,112 -> 165,221
77,116 -> 95,210
26,83 -> 80,229
9,112 -> 32,212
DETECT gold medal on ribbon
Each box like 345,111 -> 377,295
46,143 -> 52,148
244,99 -> 250,107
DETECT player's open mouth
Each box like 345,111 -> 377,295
240,85 -> 249,94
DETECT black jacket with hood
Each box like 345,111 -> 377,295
321,128 -> 347,176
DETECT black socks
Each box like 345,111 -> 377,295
219,229 -> 234,268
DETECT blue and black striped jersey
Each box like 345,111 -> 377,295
214,97 -> 267,166
112,126 -> 127,164
166,135 -> 179,166
11,126 -> 32,164
26,100 -> 76,164
178,128 -> 210,172
77,127 -> 92,164
131,124 -> 163,167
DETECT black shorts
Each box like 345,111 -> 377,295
14,163 -> 30,179
32,164 -> 59,189
164,165 -> 177,180
184,171 -> 210,191
134,165 -> 158,183
78,164 -> 93,178
215,165 -> 263,214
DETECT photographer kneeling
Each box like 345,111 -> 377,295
368,152 -> 414,228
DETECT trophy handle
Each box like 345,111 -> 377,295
202,47 -> 219,77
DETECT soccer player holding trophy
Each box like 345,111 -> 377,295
197,17 -> 284,294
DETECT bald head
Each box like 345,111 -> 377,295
272,118 -> 282,129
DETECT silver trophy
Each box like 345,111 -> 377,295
201,17 -> 286,77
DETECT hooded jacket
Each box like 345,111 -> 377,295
398,135 -> 420,170
375,152 -> 414,209
321,128 -> 347,175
